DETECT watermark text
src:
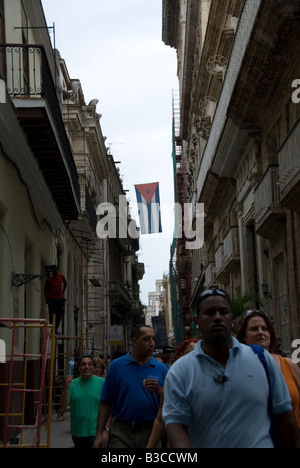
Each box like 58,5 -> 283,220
96,196 -> 204,250
291,79 -> 300,104
0,339 -> 6,363
292,339 -> 300,364
0,79 -> 6,104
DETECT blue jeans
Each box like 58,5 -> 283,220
48,298 -> 64,332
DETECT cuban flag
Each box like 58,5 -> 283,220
135,182 -> 162,235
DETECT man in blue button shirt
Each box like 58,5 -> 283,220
163,288 -> 300,448
93,324 -> 168,448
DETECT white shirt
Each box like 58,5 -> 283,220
163,338 -> 292,448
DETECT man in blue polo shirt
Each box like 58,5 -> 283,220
93,324 -> 168,448
163,289 -> 300,448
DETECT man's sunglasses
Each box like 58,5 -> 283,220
198,288 -> 230,304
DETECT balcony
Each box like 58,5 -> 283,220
254,165 -> 286,239
135,262 -> 145,281
223,226 -> 240,274
215,244 -> 230,284
204,262 -> 218,289
278,117 -> 300,213
109,281 -> 131,310
69,184 -> 97,246
0,44 -> 80,220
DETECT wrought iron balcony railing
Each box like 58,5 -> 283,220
0,44 -> 80,215
0,44 -> 43,96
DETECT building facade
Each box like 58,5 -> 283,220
146,280 -> 164,326
163,0 -> 300,354
146,277 -> 174,347
0,0 -> 144,437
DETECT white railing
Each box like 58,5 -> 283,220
254,165 -> 280,223
224,226 -> 239,264
278,117 -> 300,194
215,244 -> 224,275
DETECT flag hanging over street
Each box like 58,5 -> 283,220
135,182 -> 163,235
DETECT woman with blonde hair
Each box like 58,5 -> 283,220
93,357 -> 107,378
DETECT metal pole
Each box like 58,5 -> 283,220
35,320 -> 49,447
3,323 -> 16,447
20,325 -> 29,446
47,316 -> 56,448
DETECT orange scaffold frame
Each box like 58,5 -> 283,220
0,317 -> 55,448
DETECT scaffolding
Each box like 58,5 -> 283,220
50,333 -> 82,418
170,90 -> 193,343
0,316 -> 84,447
78,232 -> 108,358
0,317 -> 55,448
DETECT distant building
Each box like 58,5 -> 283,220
146,277 -> 174,347
146,280 -> 164,326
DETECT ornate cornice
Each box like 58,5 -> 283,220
196,0 -> 262,198
162,0 -> 180,48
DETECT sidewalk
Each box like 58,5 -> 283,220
21,411 -> 74,448
49,411 -> 73,448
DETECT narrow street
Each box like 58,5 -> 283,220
1,0 -> 300,451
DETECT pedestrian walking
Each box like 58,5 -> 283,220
93,325 -> 168,448
44,265 -> 67,333
162,288 -> 300,448
60,354 -> 107,448
236,309 -> 300,429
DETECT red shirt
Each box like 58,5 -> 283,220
45,273 -> 66,300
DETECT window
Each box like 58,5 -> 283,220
0,0 -> 4,41
0,0 -> 5,79
21,1 -> 29,43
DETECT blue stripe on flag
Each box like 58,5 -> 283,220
135,184 -> 162,235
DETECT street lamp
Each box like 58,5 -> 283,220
11,263 -> 54,287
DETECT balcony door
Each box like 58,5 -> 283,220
0,0 -> 5,80
21,1 -> 30,96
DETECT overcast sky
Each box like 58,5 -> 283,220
42,0 -> 178,304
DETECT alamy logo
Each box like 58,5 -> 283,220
291,79 -> 300,104
0,339 -> 6,363
291,339 -> 300,365
0,79 -> 6,104
96,196 -> 205,250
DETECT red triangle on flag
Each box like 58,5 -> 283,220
135,183 -> 159,205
